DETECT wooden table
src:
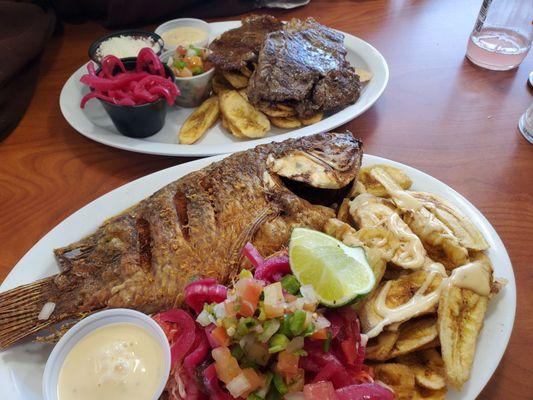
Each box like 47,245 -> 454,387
0,0 -> 531,397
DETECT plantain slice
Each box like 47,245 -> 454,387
212,74 -> 232,94
358,164 -> 412,197
414,387 -> 447,400
389,317 -> 439,358
337,198 -> 352,223
222,71 -> 249,88
269,116 -> 302,129
365,331 -> 400,360
397,348 -> 446,391
438,284 -> 489,389
355,67 -> 373,83
373,363 -> 416,400
369,167 -> 469,269
219,90 -> 270,138
410,192 -> 489,251
259,103 -> 296,117
179,96 -> 220,144
298,112 -> 324,126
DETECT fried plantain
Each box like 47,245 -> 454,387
212,74 -> 233,94
223,71 -> 249,88
438,284 -> 489,389
389,317 -> 439,358
373,363 -> 416,400
219,90 -> 270,138
355,68 -> 373,83
365,330 -> 400,360
178,96 -> 220,144
410,192 -> 489,251
260,103 -> 297,118
269,116 -> 302,129
358,165 -> 412,197
298,112 -> 324,126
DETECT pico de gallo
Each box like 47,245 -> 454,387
167,45 -> 214,78
152,243 -> 394,400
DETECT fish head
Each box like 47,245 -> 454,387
265,131 -> 363,205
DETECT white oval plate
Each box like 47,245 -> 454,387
59,21 -> 389,157
0,154 -> 515,399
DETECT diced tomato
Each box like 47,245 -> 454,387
310,328 -> 329,340
263,282 -> 285,318
241,368 -> 265,397
212,347 -> 242,384
211,325 -> 230,347
235,278 -> 263,317
277,350 -> 300,376
303,381 -> 337,400
287,368 -> 305,393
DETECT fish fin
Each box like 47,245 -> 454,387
227,207 -> 279,280
0,277 -> 59,349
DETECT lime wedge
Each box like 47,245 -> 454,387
288,227 -> 375,307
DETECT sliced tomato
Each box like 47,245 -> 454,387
303,381 -> 337,400
235,278 -> 263,317
211,346 -> 242,384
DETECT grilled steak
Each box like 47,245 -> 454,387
247,18 -> 361,118
209,14 -> 283,71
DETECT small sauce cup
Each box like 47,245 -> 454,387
155,18 -> 210,51
42,309 -> 171,400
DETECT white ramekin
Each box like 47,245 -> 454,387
42,309 -> 171,400
155,18 -> 210,51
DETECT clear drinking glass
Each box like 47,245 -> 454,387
519,103 -> 533,144
466,0 -> 533,70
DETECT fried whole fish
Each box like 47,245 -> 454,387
0,132 -> 363,349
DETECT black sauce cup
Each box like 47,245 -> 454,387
95,58 -> 175,138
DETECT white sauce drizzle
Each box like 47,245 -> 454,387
365,260 -> 491,338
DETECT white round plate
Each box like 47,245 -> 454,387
0,154 -> 515,399
59,21 -> 389,157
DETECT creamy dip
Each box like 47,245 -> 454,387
162,26 -> 207,47
57,323 -> 165,400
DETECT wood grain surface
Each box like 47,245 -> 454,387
0,0 -> 532,398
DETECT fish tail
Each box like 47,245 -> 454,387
0,277 -> 58,349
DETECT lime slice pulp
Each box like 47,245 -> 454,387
288,227 -> 375,307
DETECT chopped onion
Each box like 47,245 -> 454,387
196,309 -> 215,327
213,302 -> 227,320
38,302 -> 56,320
287,298 -> 305,312
226,373 -> 251,398
360,333 -> 369,348
300,284 -> 318,304
286,336 -> 304,353
314,315 -> 331,331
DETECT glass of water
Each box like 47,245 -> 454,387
519,103 -> 533,144
466,0 -> 533,70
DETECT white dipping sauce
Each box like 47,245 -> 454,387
57,323 -> 165,400
162,27 -> 207,47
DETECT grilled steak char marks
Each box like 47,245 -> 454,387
248,18 -> 361,118
0,132 -> 363,349
208,15 -> 283,71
